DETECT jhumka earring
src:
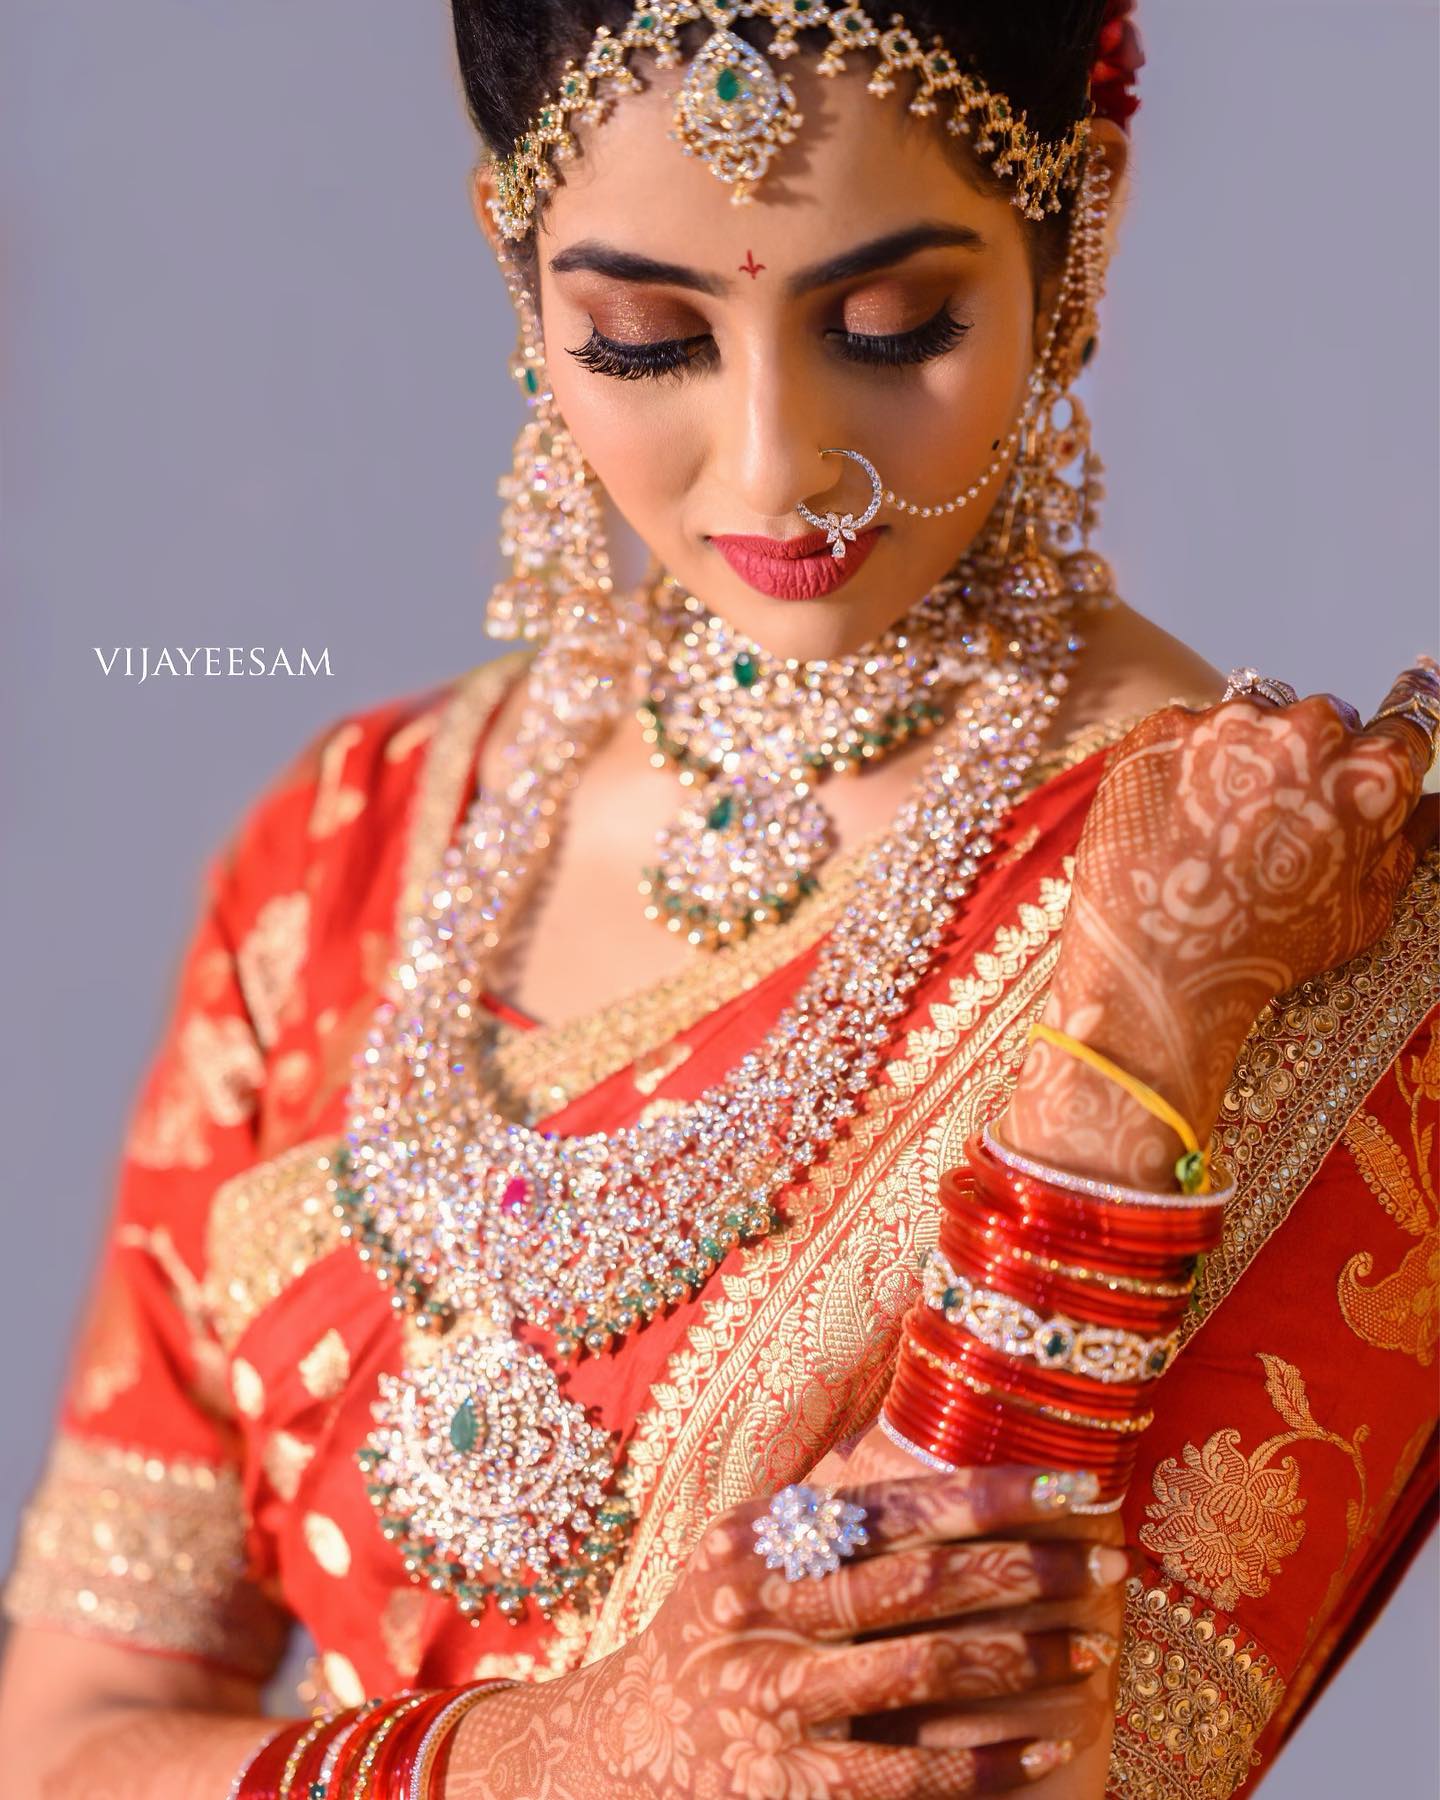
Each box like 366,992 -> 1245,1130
987,154 -> 1117,612
483,225 -> 615,645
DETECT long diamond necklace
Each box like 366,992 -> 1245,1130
340,550 -> 1078,1625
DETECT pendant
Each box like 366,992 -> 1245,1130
640,767 -> 830,946
357,1330 -> 632,1624
671,28 -> 801,199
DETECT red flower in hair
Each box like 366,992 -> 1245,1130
1090,0 -> 1145,131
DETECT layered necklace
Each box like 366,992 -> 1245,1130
638,569 -> 986,946
340,545 -> 1079,1627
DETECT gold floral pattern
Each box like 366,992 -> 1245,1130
1187,853 -> 1439,1340
307,722 -> 367,840
303,1511 -> 352,1578
1139,1354 -> 1368,1612
1,1433 -> 289,1680
1336,1034 -> 1438,1365
235,891 -> 310,1050
1110,1578 -> 1284,1799
262,1429 -> 315,1502
585,874 -> 1075,1658
126,1009 -> 264,1170
381,1586 -> 428,1680
297,1327 -> 351,1400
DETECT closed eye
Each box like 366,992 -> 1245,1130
827,303 -> 973,367
564,301 -> 972,383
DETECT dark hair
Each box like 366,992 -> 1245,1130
450,2 -> 1108,274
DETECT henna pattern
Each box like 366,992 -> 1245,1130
447,1464 -> 1121,1797
1000,681 -> 1437,1185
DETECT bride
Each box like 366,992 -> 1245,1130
2,5 -> 1435,1796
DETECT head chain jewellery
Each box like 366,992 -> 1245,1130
488,2 -> 1091,241
334,46 -> 1119,1632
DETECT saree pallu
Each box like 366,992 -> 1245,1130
5,650 -> 1436,1799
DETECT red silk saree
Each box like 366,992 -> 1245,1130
6,649 -> 1437,1798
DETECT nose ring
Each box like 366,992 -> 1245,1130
796,447 -> 883,560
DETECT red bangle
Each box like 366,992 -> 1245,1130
232,1719 -> 315,1800
881,1127 -> 1227,1505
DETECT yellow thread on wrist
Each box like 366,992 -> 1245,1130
1028,1021 -> 1211,1194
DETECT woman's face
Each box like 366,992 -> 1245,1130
477,59 -> 1118,661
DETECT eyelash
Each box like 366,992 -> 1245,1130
565,303 -> 973,383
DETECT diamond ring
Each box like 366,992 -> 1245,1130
1221,667 -> 1300,707
751,1482 -> 869,1581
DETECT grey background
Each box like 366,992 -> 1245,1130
1,2 -> 1435,1793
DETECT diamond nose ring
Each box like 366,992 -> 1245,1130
796,447 -> 883,559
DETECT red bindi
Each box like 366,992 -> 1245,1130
738,249 -> 766,279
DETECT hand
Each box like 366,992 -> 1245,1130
1001,662 -> 1439,1187
448,1462 -> 1127,1798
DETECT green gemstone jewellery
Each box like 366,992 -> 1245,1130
638,560 -> 996,947
489,2 -> 1091,238
340,538 -> 1077,1624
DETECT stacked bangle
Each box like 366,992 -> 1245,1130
882,1106 -> 1229,1509
232,1679 -> 518,1800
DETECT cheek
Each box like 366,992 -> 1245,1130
549,359 -> 697,511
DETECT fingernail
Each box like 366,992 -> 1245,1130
1031,1470 -> 1100,1512
1088,1544 -> 1130,1588
1021,1738 -> 1075,1778
1070,1630 -> 1119,1674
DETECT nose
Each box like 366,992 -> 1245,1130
709,336 -> 841,528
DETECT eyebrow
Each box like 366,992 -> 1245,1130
546,222 -> 987,299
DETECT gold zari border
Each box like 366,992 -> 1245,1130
203,1136 -> 345,1352
1109,1578 -> 1285,1799
1189,852 -> 1440,1339
2,1433 -> 289,1680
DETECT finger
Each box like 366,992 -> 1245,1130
772,1539 -> 1128,1641
1316,692 -> 1364,732
850,1683 -> 1103,1753
808,1625 -> 1115,1721
841,1466 -> 1102,1560
1362,660 -> 1440,782
803,1734 -> 1077,1796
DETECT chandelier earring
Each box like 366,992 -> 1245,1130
483,222 -> 615,646
987,151 -> 1118,611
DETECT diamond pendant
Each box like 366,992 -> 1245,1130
671,28 -> 801,199
357,1330 -> 632,1624
641,769 -> 830,946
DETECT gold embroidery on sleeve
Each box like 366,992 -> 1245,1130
126,1010 -> 264,1170
235,892 -> 311,1050
1138,1354 -> 1368,1612
1335,1037 -> 1438,1365
308,723 -> 367,840
1,1434 -> 289,1680
1109,1579 -> 1284,1799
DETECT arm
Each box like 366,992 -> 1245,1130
0,745 -> 324,1795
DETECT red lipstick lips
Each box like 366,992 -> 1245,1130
709,526 -> 882,599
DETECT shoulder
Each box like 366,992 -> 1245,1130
1048,601 -> 1225,746
212,652 -> 529,932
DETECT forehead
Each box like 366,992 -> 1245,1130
533,56 -> 1017,269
